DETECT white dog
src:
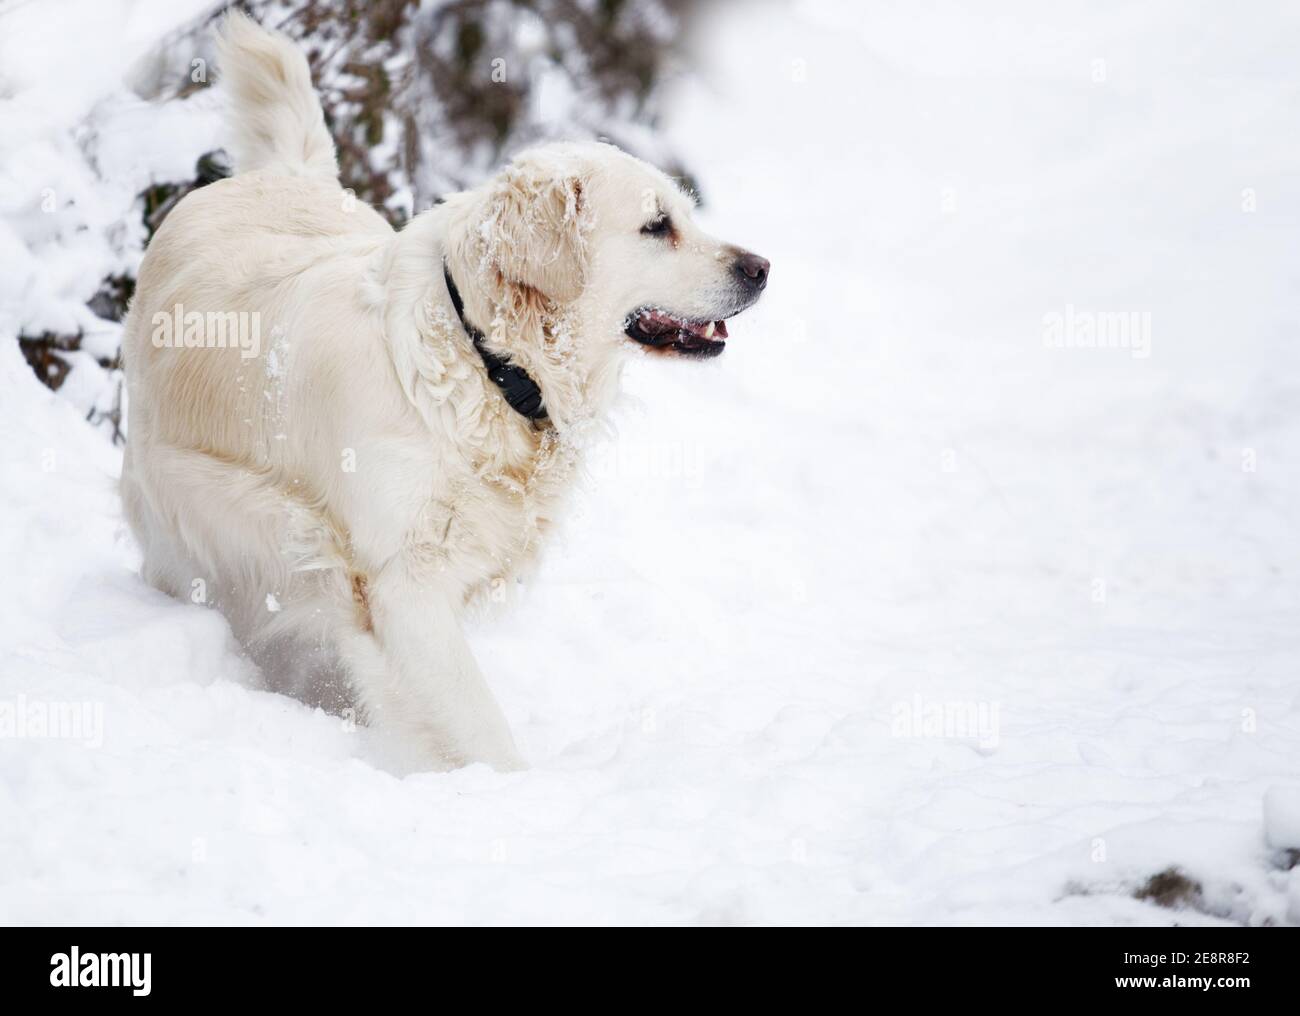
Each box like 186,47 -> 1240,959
120,12 -> 769,770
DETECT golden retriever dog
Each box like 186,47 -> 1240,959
120,12 -> 769,770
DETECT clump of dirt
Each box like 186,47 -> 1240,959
1134,867 -> 1204,909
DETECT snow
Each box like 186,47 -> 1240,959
2,0 -> 1300,925
1263,788 -> 1300,852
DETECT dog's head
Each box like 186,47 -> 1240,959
442,141 -> 769,426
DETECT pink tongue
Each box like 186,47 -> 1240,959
639,311 -> 727,340
641,311 -> 680,336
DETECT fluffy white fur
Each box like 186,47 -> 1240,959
120,12 -> 766,770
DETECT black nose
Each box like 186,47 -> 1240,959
733,252 -> 770,292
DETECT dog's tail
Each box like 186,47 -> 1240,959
215,11 -> 338,180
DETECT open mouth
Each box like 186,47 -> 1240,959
624,308 -> 730,358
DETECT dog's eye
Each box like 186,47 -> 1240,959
640,214 -> 672,237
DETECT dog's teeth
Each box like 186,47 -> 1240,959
703,322 -> 715,338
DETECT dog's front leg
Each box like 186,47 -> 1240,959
357,555 -> 525,772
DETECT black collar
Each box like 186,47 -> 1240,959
443,265 -> 547,421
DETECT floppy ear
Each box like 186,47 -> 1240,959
480,155 -> 590,305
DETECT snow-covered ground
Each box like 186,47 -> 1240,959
3,0 -> 1300,924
